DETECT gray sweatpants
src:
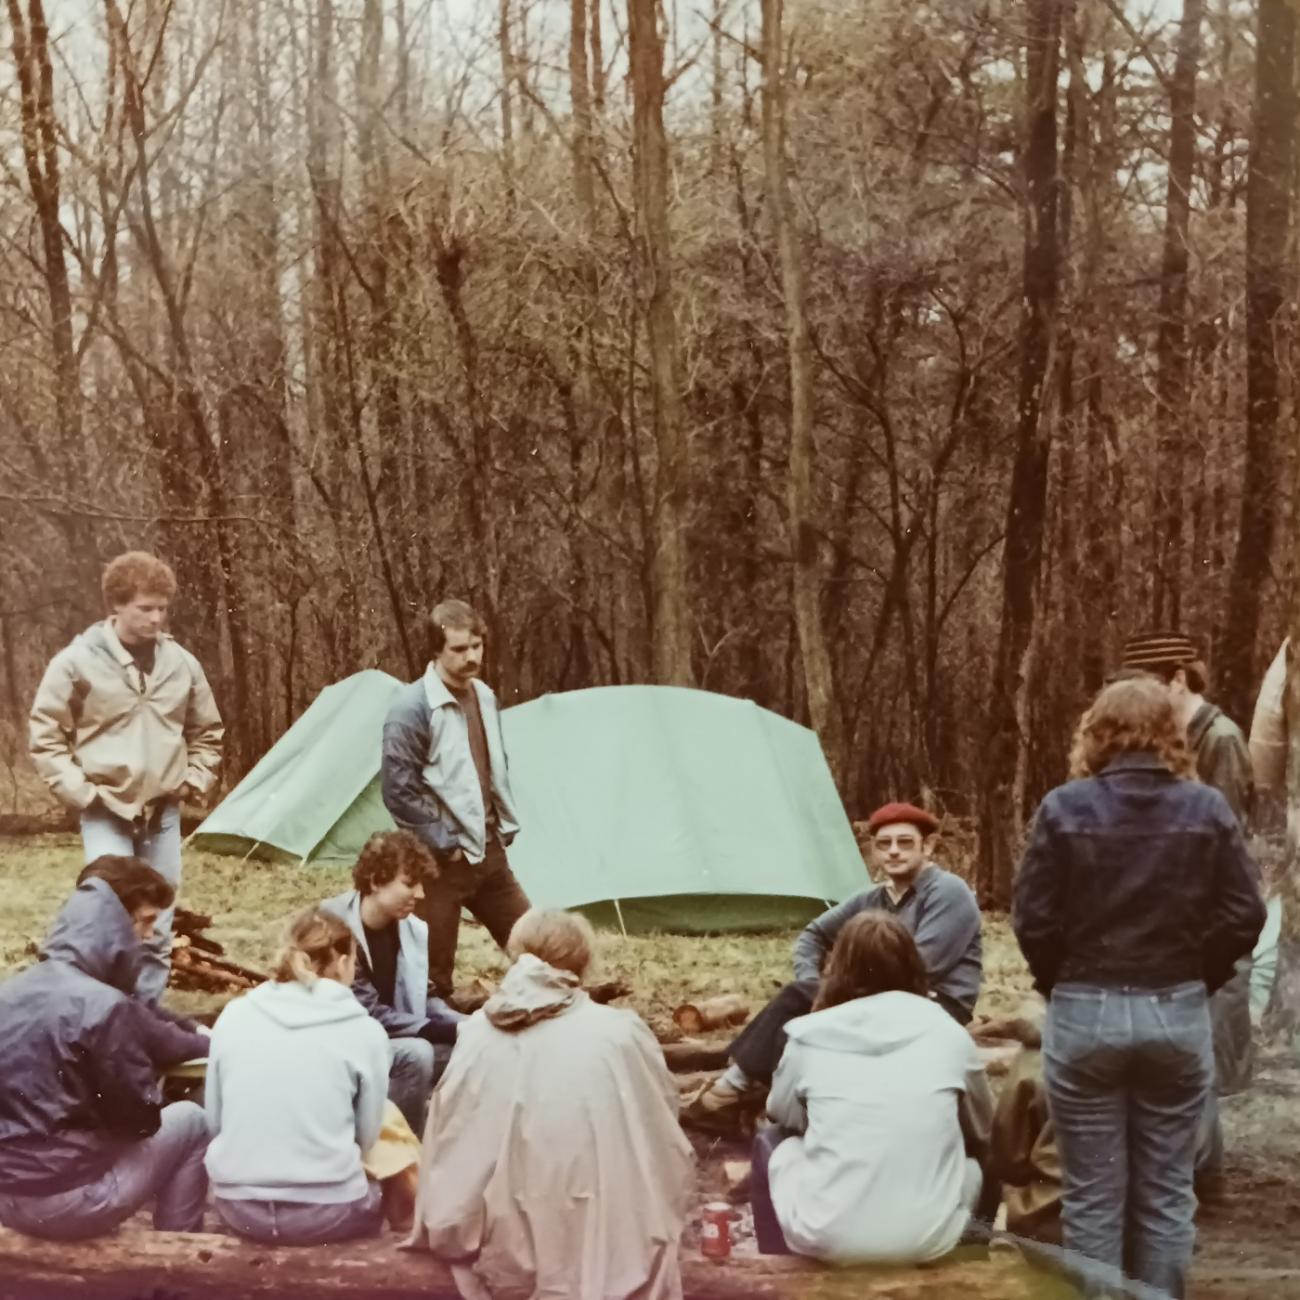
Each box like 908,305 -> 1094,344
0,1101 -> 209,1239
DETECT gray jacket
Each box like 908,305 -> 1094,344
793,865 -> 983,1022
381,667 -> 521,864
0,879 -> 208,1195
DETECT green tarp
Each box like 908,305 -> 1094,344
193,677 -> 867,933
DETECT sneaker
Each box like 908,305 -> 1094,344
681,1075 -> 764,1135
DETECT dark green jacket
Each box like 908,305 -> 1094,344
1189,703 -> 1254,825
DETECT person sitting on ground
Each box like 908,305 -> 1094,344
322,831 -> 464,1133
408,909 -> 694,1300
205,907 -> 396,1245
686,801 -> 981,1129
0,857 -> 211,1240
750,911 -> 994,1263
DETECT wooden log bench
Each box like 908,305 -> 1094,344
0,1225 -> 1080,1299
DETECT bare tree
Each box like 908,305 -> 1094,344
1151,0 -> 1205,628
978,0 -> 1065,905
1217,0 -> 1297,725
628,0 -> 694,686
760,0 -> 846,787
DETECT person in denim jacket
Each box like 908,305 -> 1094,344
1013,676 -> 1264,1300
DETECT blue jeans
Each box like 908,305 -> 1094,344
1044,983 -> 1212,1299
387,1038 -> 451,1135
0,1101 -> 209,1239
81,801 -> 182,1004
750,1126 -> 793,1255
215,1182 -> 383,1245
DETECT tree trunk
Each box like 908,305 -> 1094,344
760,0 -> 846,789
977,0 -> 1064,906
1151,0 -> 1204,628
1217,0 -> 1297,725
628,0 -> 694,686
6,0 -> 96,620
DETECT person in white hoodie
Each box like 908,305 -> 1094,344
205,907 -> 391,1245
752,910 -> 994,1263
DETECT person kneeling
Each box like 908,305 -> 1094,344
751,912 -> 994,1264
408,910 -> 694,1300
0,858 -> 210,1239
205,908 -> 395,1245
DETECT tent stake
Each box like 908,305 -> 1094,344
612,897 -> 628,938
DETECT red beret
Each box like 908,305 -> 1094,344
866,802 -> 940,836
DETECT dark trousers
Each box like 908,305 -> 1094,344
750,1126 -> 794,1255
731,979 -> 970,1084
419,837 -> 531,997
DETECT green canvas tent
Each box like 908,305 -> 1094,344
194,677 -> 868,932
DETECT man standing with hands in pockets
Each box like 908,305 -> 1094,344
29,552 -> 224,1003
380,599 -> 529,1002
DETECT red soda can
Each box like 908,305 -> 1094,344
700,1202 -> 732,1261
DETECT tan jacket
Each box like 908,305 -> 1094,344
1251,641 -> 1289,795
29,621 -> 223,820
408,955 -> 694,1300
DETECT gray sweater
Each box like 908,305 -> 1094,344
793,865 -> 983,1021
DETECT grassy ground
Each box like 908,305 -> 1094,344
0,833 -> 1035,1023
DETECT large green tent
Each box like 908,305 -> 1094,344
193,676 -> 868,932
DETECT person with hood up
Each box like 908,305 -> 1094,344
407,909 -> 695,1300
750,910 -> 993,1264
29,551 -> 224,1002
0,857 -> 211,1240
205,907 -> 394,1245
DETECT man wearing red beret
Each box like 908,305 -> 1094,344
684,802 -> 982,1130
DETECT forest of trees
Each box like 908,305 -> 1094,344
0,0 -> 1295,903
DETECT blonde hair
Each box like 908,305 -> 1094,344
273,907 -> 355,986
1068,676 -> 1196,780
506,909 -> 596,979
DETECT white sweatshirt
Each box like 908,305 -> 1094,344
767,989 -> 992,1263
205,978 -> 390,1203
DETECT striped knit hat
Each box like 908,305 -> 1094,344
1121,631 -> 1199,674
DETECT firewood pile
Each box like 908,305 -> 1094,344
169,908 -> 268,994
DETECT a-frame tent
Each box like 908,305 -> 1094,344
193,677 -> 868,932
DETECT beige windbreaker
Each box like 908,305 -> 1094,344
29,621 -> 223,820
407,955 -> 694,1300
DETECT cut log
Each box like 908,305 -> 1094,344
662,1040 -> 730,1072
587,977 -> 632,1004
0,1225 -> 1080,1298
673,994 -> 750,1034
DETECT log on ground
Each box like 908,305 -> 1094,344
0,1226 -> 1081,1299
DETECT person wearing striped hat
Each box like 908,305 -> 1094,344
1119,632 -> 1253,824
682,801 -> 982,1132
1121,633 -> 1258,1200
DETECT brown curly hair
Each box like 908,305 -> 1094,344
1068,676 -> 1195,779
812,911 -> 929,1012
352,830 -> 439,895
102,552 -> 177,609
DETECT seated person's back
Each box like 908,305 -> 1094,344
755,912 -> 992,1264
409,910 -> 694,1300
205,907 -> 392,1245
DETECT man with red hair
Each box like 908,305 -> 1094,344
29,552 -> 223,1003
684,802 -> 982,1130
